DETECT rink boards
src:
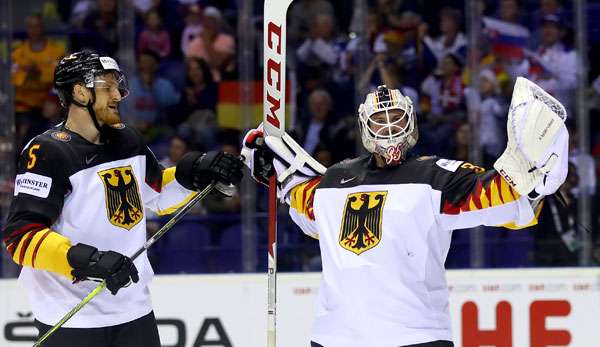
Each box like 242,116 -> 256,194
1,268 -> 599,347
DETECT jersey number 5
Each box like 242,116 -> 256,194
27,144 -> 41,169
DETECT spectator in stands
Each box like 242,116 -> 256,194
159,135 -> 190,168
421,53 -> 465,118
185,6 -> 235,81
177,108 -> 218,152
517,14 -> 577,113
314,144 -> 334,168
341,9 -> 381,80
137,10 -> 172,59
446,122 -> 472,162
296,89 -> 335,156
465,69 -> 505,166
422,7 -> 467,68
133,0 -> 161,14
22,92 -> 65,149
288,0 -> 334,47
41,92 -> 63,127
170,57 -> 218,127
122,51 -> 180,132
296,14 -> 342,77
180,4 -> 203,56
498,0 -> 523,24
11,13 -> 64,148
371,0 -> 412,29
534,163 -> 580,266
530,0 -> 564,36
539,0 -> 564,17
71,0 -> 119,56
368,10 -> 424,88
328,116 -> 360,163
67,0 -> 96,27
569,132 -> 597,197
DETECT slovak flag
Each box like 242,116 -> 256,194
482,16 -> 530,60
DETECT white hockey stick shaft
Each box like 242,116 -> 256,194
263,1 -> 293,346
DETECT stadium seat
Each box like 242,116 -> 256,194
154,221 -> 211,274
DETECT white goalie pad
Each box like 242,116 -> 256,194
494,77 -> 568,196
264,132 -> 326,201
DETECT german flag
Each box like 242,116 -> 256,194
217,81 -> 291,130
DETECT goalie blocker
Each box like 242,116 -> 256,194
241,126 -> 326,201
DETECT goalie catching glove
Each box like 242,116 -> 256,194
241,125 -> 326,202
67,243 -> 139,295
494,77 -> 569,198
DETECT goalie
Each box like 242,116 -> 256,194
243,80 -> 568,347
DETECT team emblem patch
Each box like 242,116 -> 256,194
98,166 -> 143,230
339,191 -> 387,255
50,131 -> 71,142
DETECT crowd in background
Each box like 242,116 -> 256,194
6,0 -> 600,272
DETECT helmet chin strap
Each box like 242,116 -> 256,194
71,89 -> 102,132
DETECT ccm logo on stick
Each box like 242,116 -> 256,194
265,22 -> 283,129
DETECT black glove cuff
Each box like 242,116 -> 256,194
67,243 -> 99,269
175,151 -> 205,190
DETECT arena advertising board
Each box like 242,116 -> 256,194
1,269 -> 599,346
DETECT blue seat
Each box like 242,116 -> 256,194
209,224 -> 243,273
486,228 -> 534,268
155,221 -> 211,274
446,229 -> 471,269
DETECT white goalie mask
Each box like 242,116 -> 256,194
358,85 -> 418,165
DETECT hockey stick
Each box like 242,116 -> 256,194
263,1 -> 293,346
32,182 -> 215,347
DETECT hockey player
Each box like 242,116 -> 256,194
242,82 -> 568,347
2,50 -> 244,347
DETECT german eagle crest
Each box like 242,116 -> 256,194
339,191 -> 387,255
98,166 -> 143,230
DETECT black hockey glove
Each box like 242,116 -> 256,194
175,151 -> 244,191
67,243 -> 139,295
241,129 -> 275,186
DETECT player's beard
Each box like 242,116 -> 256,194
95,105 -> 121,125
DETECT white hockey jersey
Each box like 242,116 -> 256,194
287,155 -> 538,347
3,124 -> 194,327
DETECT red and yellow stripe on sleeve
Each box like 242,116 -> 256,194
3,224 -> 73,279
442,174 -> 520,214
289,177 -> 321,221
441,174 -> 541,229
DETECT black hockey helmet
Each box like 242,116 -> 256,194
54,50 -> 129,108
